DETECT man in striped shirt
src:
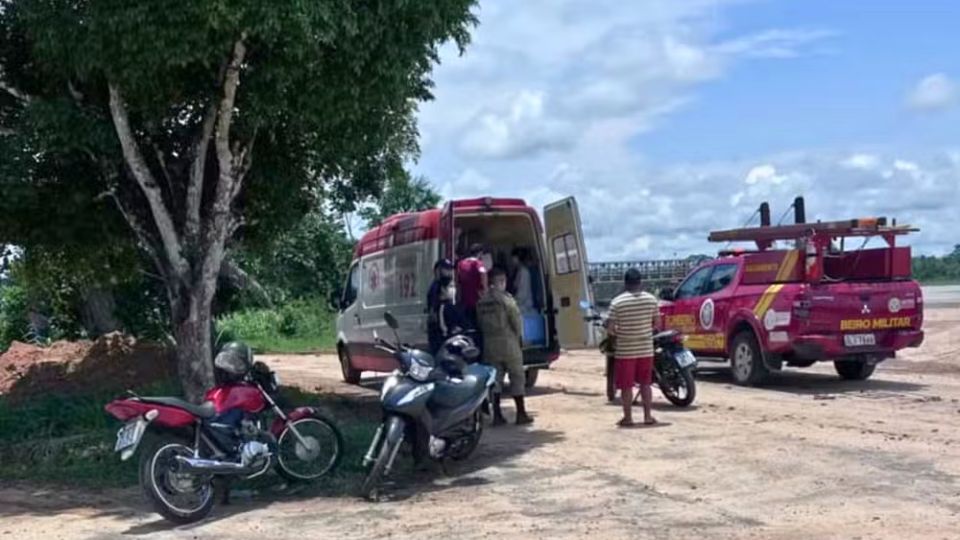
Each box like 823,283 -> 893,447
607,268 -> 660,428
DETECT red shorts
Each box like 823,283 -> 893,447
615,357 -> 653,390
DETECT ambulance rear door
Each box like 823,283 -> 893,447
543,197 -> 595,349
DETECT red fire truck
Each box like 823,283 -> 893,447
659,198 -> 925,385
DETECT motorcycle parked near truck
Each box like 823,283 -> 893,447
581,301 -> 698,407
360,312 -> 496,499
104,343 -> 343,524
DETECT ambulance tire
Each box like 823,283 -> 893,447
339,345 -> 362,385
834,359 -> 876,381
524,369 -> 539,389
730,331 -> 768,386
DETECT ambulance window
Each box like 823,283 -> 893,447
675,266 -> 712,300
343,263 -> 360,307
552,233 -> 580,274
702,264 -> 738,295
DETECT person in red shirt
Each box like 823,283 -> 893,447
457,243 -> 488,325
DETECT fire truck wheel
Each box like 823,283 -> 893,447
834,359 -> 876,381
730,331 -> 768,386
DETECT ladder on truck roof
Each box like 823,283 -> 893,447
708,197 -> 918,251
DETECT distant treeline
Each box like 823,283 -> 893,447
912,245 -> 960,284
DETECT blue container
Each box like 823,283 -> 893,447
523,314 -> 546,346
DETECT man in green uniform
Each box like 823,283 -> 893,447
476,267 -> 533,426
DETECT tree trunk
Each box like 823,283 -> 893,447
79,287 -> 121,337
173,307 -> 215,403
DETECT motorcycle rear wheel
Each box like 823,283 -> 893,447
448,411 -> 483,461
139,438 -> 215,524
658,365 -> 697,408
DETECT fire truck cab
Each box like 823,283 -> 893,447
659,198 -> 925,385
335,196 -> 594,387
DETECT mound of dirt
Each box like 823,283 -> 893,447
0,332 -> 176,402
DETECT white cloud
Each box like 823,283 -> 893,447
420,0 -> 832,163
411,2 -> 960,260
744,164 -> 786,185
459,90 -> 575,159
906,73 -> 958,111
841,153 -> 880,171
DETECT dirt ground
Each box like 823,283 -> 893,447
2,308 -> 959,540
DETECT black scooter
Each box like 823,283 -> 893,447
360,312 -> 496,499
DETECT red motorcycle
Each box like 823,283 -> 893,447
105,342 -> 342,523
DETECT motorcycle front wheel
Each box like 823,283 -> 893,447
276,415 -> 344,482
657,365 -> 696,408
360,417 -> 405,500
139,438 -> 215,524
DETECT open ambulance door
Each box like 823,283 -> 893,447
544,197 -> 595,349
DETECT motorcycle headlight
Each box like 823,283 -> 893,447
408,361 -> 433,382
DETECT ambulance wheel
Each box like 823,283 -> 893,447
524,369 -> 539,389
339,346 -> 361,385
834,359 -> 876,381
730,332 -> 768,386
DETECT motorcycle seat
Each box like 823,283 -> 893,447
137,397 -> 217,419
431,364 -> 490,408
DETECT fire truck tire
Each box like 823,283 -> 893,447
834,359 -> 876,381
339,345 -> 362,385
730,331 -> 768,386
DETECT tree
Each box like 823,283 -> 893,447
358,170 -> 441,227
0,1 -> 477,400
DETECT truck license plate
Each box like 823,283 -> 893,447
675,350 -> 697,368
844,334 -> 876,348
114,419 -> 147,453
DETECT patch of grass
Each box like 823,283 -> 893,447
0,380 -> 378,494
0,379 -> 180,488
217,300 -> 337,354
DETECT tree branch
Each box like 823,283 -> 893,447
107,84 -> 189,279
199,36 -> 248,306
0,66 -> 31,104
220,258 -> 272,306
186,101 -> 217,244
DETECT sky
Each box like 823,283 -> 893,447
412,0 -> 960,261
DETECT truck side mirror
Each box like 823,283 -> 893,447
659,287 -> 675,301
330,287 -> 344,311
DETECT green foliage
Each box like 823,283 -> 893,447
236,209 -> 354,306
0,378 -> 178,487
0,279 -> 28,351
913,245 -> 960,284
358,170 -> 442,227
217,300 -> 337,354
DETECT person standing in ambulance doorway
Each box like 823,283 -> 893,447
427,266 -> 468,355
607,268 -> 660,428
477,267 -> 533,426
457,243 -> 488,328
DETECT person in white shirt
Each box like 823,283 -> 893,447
510,248 -> 536,315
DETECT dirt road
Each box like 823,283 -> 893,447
2,308 -> 959,539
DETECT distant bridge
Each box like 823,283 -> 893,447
588,258 -> 709,307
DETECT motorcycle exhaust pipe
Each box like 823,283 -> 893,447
174,456 -> 256,475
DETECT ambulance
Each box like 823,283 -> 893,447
335,197 -> 594,388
